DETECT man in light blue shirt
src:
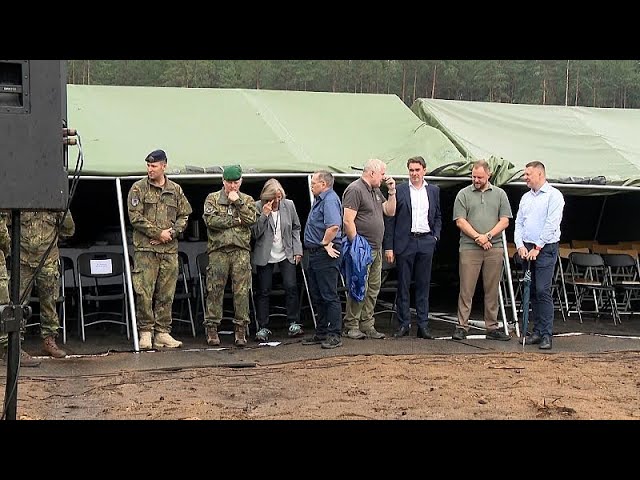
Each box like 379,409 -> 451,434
514,161 -> 565,350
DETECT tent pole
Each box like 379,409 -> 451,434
593,196 -> 608,240
116,178 -> 139,352
501,231 -> 520,336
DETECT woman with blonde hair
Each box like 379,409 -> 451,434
250,178 -> 303,342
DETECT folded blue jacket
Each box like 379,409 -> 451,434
340,234 -> 373,302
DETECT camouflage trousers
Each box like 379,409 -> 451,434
131,250 -> 178,334
0,252 -> 8,348
0,251 -> 7,305
0,258 -> 61,347
204,249 -> 251,328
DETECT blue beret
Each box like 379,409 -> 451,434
145,149 -> 167,163
223,164 -> 242,181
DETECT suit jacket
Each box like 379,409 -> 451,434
383,181 -> 441,256
250,198 -> 303,266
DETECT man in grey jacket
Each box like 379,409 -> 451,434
251,178 -> 303,342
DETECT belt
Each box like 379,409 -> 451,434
306,245 -> 325,253
410,232 -> 430,237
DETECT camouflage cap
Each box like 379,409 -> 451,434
145,149 -> 167,163
223,164 -> 242,181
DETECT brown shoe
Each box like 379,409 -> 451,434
2,348 -> 41,368
19,349 -> 41,367
43,336 -> 67,358
234,324 -> 247,348
206,326 -> 220,346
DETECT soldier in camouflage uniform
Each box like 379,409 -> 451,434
203,165 -> 257,347
0,210 -> 74,360
0,213 -> 40,367
128,149 -> 192,350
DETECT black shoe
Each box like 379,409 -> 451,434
417,326 -> 434,339
524,333 -> 542,345
539,335 -> 553,350
393,325 -> 411,338
486,329 -> 512,341
452,328 -> 467,341
302,334 -> 327,345
321,335 -> 343,349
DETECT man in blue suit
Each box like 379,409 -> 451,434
383,156 -> 441,339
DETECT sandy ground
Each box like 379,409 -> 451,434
9,350 -> 640,420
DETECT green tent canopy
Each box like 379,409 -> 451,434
67,85 -> 465,177
411,98 -> 640,188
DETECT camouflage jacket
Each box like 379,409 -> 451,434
13,211 -> 75,268
203,189 -> 257,252
127,176 -> 192,254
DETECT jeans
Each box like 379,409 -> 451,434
255,259 -> 299,328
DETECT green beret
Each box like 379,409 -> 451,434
223,164 -> 242,181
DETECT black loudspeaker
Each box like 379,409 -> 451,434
0,60 -> 69,210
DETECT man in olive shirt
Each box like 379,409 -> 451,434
452,160 -> 512,341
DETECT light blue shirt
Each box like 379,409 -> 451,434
514,181 -> 565,249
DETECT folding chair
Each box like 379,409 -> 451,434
171,251 -> 196,337
251,262 -> 287,333
602,253 -> 640,317
565,252 -> 620,325
77,251 -> 130,341
297,253 -> 319,329
22,257 -> 68,343
195,251 -> 254,329
374,258 -> 401,327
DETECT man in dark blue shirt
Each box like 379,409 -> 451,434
302,171 -> 343,349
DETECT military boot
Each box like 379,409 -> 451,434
153,332 -> 183,349
234,324 -> 247,347
43,336 -> 67,358
206,326 -> 220,346
139,331 -> 153,350
2,347 -> 41,368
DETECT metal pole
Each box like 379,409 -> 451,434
115,179 -> 139,351
501,231 -> 520,336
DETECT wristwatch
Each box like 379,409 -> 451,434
486,232 -> 493,241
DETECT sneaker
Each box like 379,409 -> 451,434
452,328 -> 467,341
362,328 -> 385,339
302,334 -> 326,345
153,332 -> 183,349
486,329 -> 511,341
255,328 -> 271,342
321,335 -> 343,349
344,329 -> 366,340
288,323 -> 304,337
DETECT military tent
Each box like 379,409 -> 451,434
67,85 -> 464,177
410,98 -> 640,242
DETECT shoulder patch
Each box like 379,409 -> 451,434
131,197 -> 140,207
205,204 -> 214,214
